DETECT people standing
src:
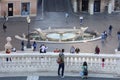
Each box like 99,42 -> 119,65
70,46 -> 75,54
11,47 -> 16,52
57,49 -> 65,78
33,41 -> 37,51
54,48 -> 60,53
82,61 -> 88,79
6,49 -> 12,61
95,45 -> 100,54
40,44 -> 48,53
75,47 -> 80,53
108,25 -> 113,36
102,58 -> 105,68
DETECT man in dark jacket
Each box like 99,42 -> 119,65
58,49 -> 65,78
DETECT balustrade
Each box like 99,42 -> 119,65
0,52 -> 120,75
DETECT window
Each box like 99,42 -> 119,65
115,0 -> 120,11
21,2 -> 30,15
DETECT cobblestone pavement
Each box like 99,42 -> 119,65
0,12 -> 120,54
0,76 -> 119,80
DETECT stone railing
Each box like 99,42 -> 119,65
0,52 -> 120,75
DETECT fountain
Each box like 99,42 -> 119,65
15,27 -> 101,43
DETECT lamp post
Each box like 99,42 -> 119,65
26,16 -> 31,48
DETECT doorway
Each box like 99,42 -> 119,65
8,3 -> 13,16
77,0 -> 80,12
94,0 -> 100,12
82,0 -> 88,11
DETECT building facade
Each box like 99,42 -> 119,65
0,0 -> 37,17
0,0 -> 120,17
71,0 -> 120,15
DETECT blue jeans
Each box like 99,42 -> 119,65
58,63 -> 64,76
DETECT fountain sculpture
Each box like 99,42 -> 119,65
15,27 -> 100,43
5,37 -> 12,51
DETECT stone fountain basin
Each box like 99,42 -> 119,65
15,27 -> 101,43
46,32 -> 77,41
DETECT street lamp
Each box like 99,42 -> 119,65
26,16 -> 31,48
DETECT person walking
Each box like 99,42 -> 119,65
104,31 -> 107,40
21,40 -> 24,51
95,45 -> 100,54
117,30 -> 120,41
65,13 -> 69,24
33,41 -> 37,51
101,32 -> 105,45
79,16 -> 83,25
57,49 -> 65,78
82,61 -> 88,79
108,25 -> 113,36
3,23 -> 7,32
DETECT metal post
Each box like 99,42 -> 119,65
26,16 -> 31,48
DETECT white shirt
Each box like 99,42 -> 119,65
80,16 -> 83,20
40,45 -> 48,52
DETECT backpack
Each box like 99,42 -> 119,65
57,53 -> 64,64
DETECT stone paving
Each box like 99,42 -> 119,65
0,12 -> 120,54
0,12 -> 120,79
0,76 -> 119,80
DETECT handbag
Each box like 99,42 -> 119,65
57,57 -> 61,64
80,71 -> 83,77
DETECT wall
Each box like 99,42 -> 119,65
0,0 -> 37,17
